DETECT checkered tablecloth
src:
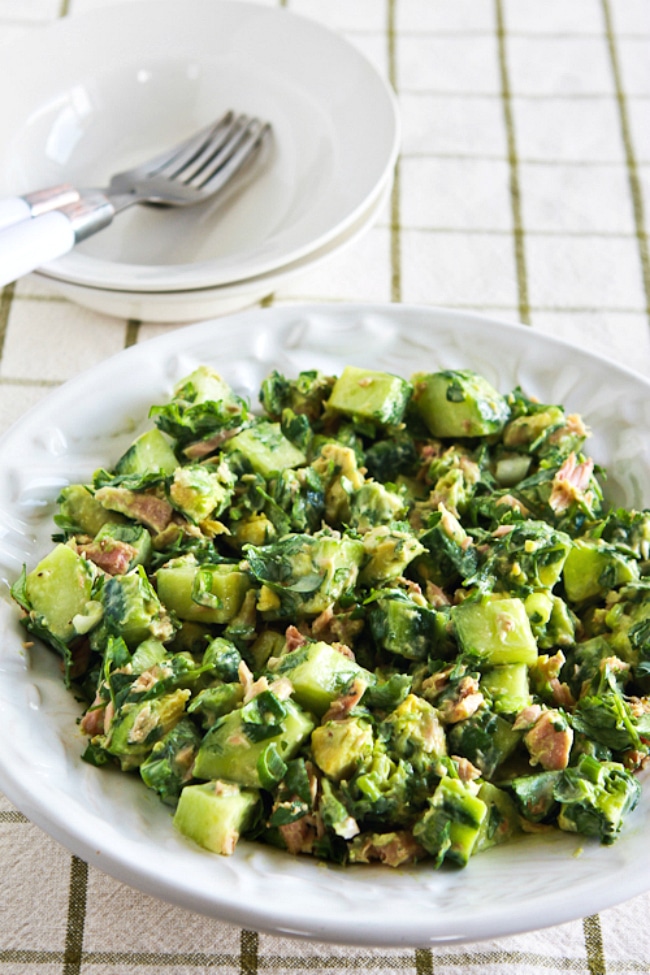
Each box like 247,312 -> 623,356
1,0 -> 650,972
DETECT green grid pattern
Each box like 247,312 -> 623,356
0,0 -> 649,972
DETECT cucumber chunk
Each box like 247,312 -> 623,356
452,595 -> 539,667
115,428 -> 178,476
174,780 -> 260,855
413,369 -> 509,439
327,366 -> 412,426
225,420 -> 306,478
269,641 -> 372,716
155,556 -> 250,625
193,697 -> 315,787
24,543 -> 94,643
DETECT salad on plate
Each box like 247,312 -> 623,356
11,361 -> 650,869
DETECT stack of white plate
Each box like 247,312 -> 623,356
0,1 -> 399,322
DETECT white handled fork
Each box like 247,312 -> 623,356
0,111 -> 270,288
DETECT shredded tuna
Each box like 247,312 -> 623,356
331,641 -> 356,661
80,691 -> 105,736
549,678 -> 576,709
351,831 -> 424,867
524,710 -> 573,771
452,756 -> 482,782
285,625 -> 307,652
437,677 -> 485,724
278,814 -> 323,855
425,580 -> 451,608
513,704 -> 544,731
95,486 -> 173,533
548,452 -> 595,514
322,677 -> 368,722
183,426 -> 242,460
77,538 -> 137,576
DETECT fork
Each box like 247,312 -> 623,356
0,111 -> 270,288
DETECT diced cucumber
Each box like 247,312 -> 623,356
368,590 -> 446,661
115,428 -> 178,476
174,365 -> 238,406
413,777 -> 487,867
413,369 -> 509,439
327,366 -> 412,426
269,640 -> 372,716
225,420 -> 306,478
24,543 -> 94,643
155,556 -> 250,624
193,697 -> 315,788
481,663 -> 531,715
474,781 -> 521,853
131,638 -> 168,673
173,780 -> 260,855
563,538 -> 639,603
452,596 -> 539,667
57,483 -> 126,536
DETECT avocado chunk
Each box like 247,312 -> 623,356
225,420 -> 306,478
155,555 -> 250,625
102,565 -> 175,648
22,543 -> 95,644
169,461 -> 235,523
173,780 -> 260,855
327,365 -> 412,427
359,526 -> 425,587
245,531 -> 365,619
115,427 -> 178,476
193,695 -> 315,788
104,688 -> 191,770
452,595 -> 539,667
413,369 -> 510,439
447,706 -> 521,778
311,716 -> 374,781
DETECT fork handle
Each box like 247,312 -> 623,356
0,194 -> 114,288
0,184 -> 80,231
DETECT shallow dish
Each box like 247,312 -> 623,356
0,1 -> 399,293
0,304 -> 649,947
42,177 -> 391,322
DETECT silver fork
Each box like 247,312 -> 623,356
0,111 -> 271,288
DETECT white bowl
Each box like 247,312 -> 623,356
41,174 -> 392,322
0,1 -> 399,293
0,304 -> 649,946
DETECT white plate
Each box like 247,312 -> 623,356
40,176 -> 392,322
0,1 -> 399,293
0,304 -> 649,947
